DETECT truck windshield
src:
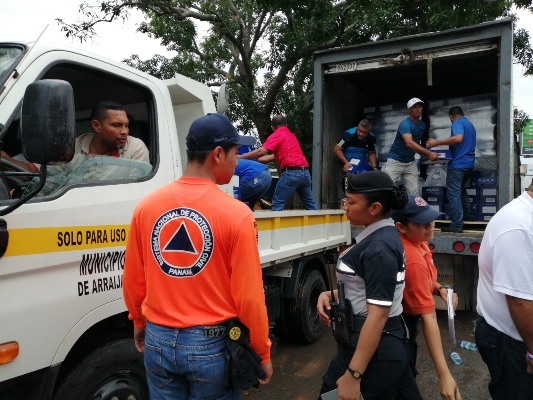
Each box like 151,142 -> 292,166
0,45 -> 24,86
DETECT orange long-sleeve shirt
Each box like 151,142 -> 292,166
123,177 -> 271,363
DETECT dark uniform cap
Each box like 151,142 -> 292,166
342,171 -> 397,194
391,194 -> 445,224
186,113 -> 256,151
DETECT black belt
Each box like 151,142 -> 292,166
284,166 -> 308,171
352,315 -> 402,333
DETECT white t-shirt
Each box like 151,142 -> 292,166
476,191 -> 533,341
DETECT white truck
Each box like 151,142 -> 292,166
0,40 -> 350,400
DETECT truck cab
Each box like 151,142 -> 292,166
0,40 -> 350,399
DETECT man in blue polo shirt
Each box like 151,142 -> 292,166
235,159 -> 272,210
385,98 -> 439,194
333,119 -> 378,204
427,106 -> 476,233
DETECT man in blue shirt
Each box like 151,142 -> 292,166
235,159 -> 272,210
427,106 -> 476,233
385,98 -> 439,194
333,119 -> 378,204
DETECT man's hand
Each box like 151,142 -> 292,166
259,361 -> 273,385
343,162 -> 352,172
428,152 -> 439,161
427,138 -> 438,148
133,327 -> 145,353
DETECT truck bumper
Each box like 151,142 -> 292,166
0,364 -> 60,400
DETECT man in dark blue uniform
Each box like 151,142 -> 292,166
333,119 -> 378,205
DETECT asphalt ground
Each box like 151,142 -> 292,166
244,310 -> 491,400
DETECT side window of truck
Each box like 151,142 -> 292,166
1,62 -> 155,199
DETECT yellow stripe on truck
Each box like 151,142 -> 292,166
4,225 -> 130,257
4,213 -> 347,257
255,213 -> 347,231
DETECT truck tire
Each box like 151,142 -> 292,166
52,338 -> 148,400
289,269 -> 326,343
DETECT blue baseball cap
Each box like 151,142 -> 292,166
186,113 -> 256,151
391,194 -> 445,224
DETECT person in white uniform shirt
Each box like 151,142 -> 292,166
475,179 -> 533,400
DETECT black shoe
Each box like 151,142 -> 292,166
441,226 -> 463,233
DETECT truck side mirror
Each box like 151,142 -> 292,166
21,79 -> 75,164
0,80 -> 76,217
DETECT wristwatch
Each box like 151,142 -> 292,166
347,367 -> 363,379
438,284 -> 451,291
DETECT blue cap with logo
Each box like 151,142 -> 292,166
186,113 -> 256,151
391,194 -> 445,224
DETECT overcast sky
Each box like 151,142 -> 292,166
2,1 -> 533,116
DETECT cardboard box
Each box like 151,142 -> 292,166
478,213 -> 495,222
464,188 -> 479,204
348,158 -> 374,174
421,150 -> 452,165
428,204 -> 443,212
480,205 -> 497,214
479,187 -> 497,196
470,171 -> 497,187
466,188 -> 478,197
479,195 -> 497,204
478,187 -> 497,205
422,187 -> 446,204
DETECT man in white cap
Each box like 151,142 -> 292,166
384,98 -> 438,194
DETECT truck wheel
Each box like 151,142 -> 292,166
53,338 -> 148,400
289,270 -> 326,343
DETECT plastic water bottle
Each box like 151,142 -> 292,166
457,340 -> 478,351
450,352 -> 463,365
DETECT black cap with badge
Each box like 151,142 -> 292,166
186,113 -> 257,151
342,171 -> 398,194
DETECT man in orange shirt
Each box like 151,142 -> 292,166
391,195 -> 461,400
123,113 -> 272,399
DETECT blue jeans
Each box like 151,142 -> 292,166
239,170 -> 272,210
144,321 -> 240,400
446,168 -> 475,227
475,317 -> 533,400
271,169 -> 318,211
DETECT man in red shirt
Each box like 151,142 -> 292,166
123,113 -> 273,399
238,115 -> 318,211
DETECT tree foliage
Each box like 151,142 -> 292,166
58,0 -> 533,150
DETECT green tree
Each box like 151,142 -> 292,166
58,0 -> 533,150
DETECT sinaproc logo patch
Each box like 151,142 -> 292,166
151,208 -> 214,278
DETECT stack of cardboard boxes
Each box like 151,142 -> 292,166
421,170 -> 497,221
470,171 -> 498,221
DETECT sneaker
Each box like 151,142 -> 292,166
441,226 -> 463,233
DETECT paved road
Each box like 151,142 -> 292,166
244,310 -> 491,400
